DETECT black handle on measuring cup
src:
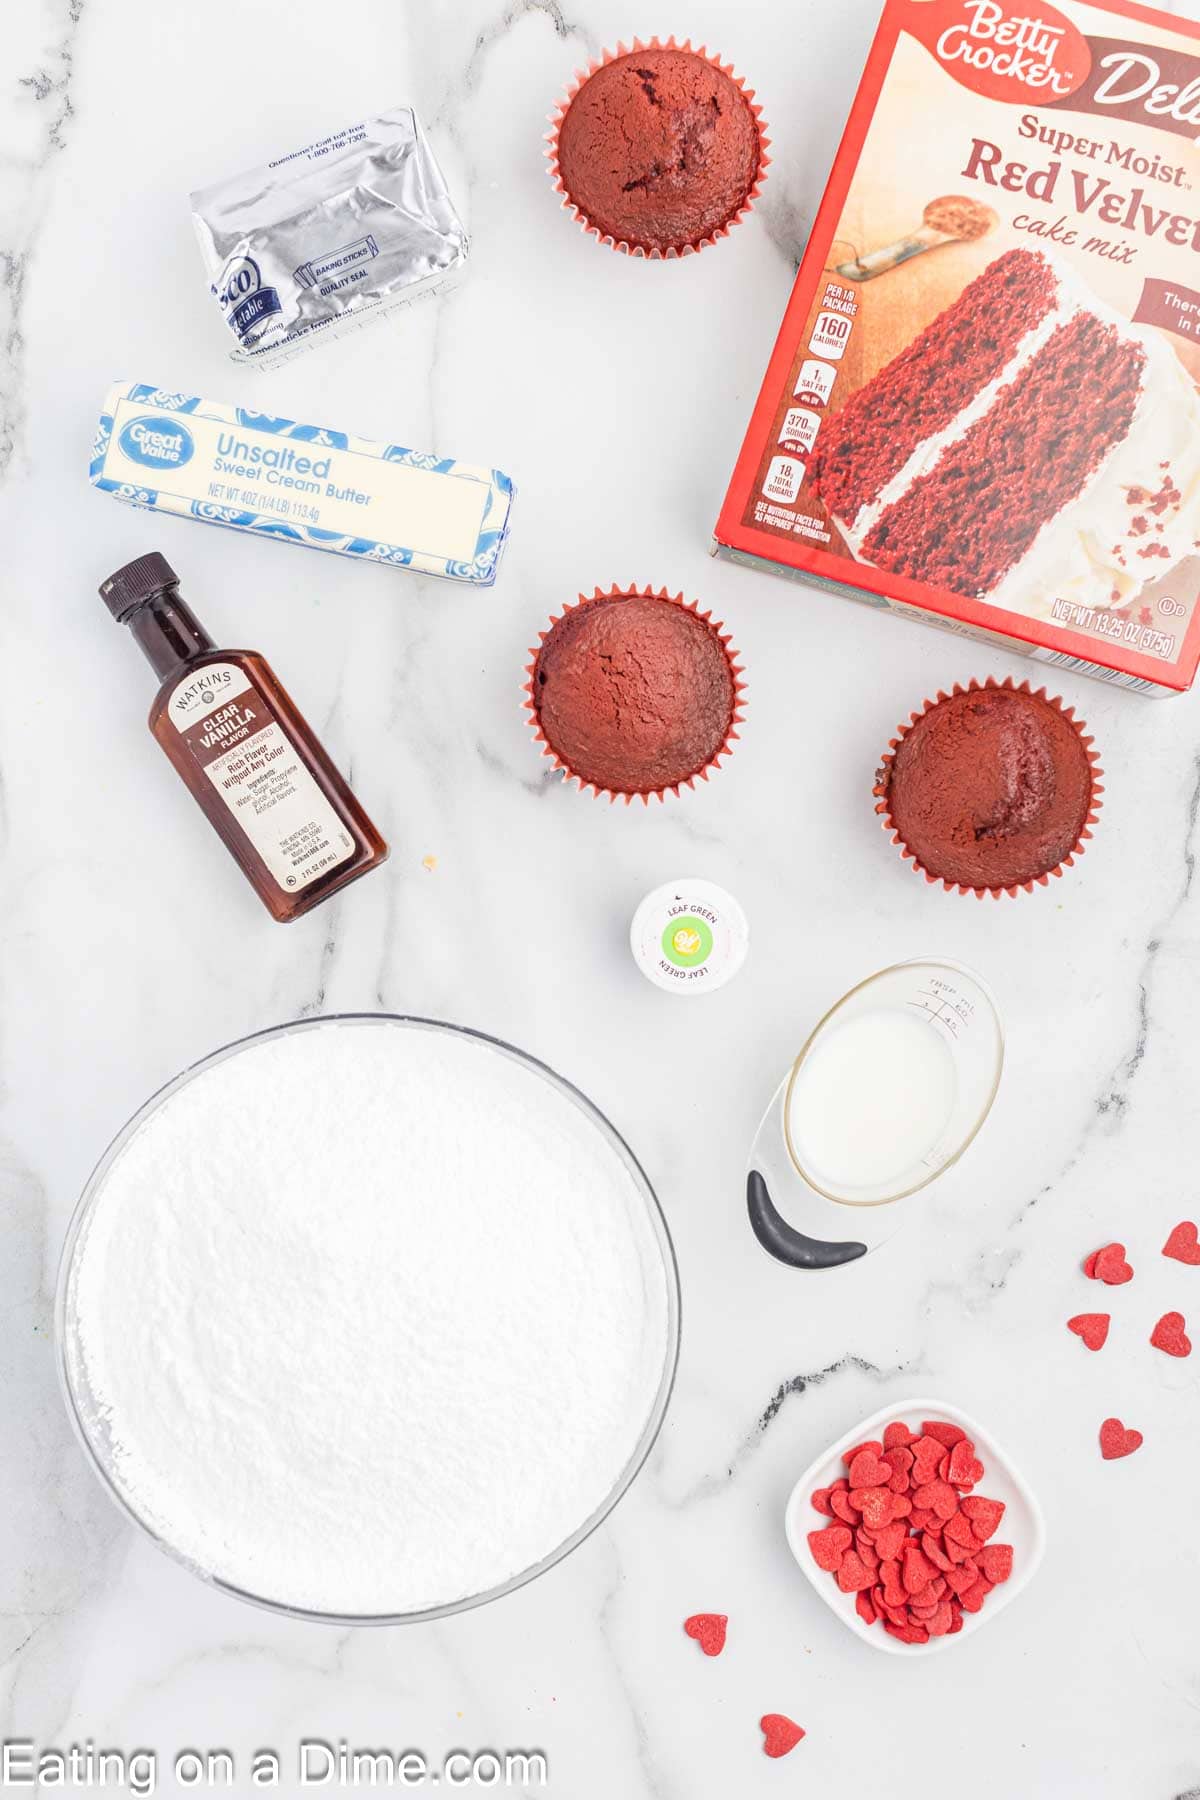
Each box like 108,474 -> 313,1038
746,1170 -> 868,1269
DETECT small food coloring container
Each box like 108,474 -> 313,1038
630,880 -> 748,995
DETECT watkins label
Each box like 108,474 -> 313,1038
168,662 -> 254,727
906,0 -> 1093,104
169,666 -> 354,893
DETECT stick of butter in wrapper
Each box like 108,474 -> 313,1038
190,107 -> 468,367
90,383 -> 514,587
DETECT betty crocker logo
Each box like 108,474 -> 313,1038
906,0 -> 1092,105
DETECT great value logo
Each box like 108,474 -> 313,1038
906,0 -> 1092,105
118,415 -> 195,470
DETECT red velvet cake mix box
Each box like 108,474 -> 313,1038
715,0 -> 1200,693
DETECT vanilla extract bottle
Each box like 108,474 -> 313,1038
102,551 -> 388,921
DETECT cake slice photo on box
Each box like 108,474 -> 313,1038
808,245 -> 1200,620
715,0 -> 1200,695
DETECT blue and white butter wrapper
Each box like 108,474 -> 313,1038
91,382 -> 514,587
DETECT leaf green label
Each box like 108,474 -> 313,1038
661,914 -> 713,969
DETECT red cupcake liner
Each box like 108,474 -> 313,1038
523,583 -> 746,804
544,37 -> 770,259
873,676 -> 1104,900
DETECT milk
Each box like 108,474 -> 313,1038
787,1007 -> 957,1198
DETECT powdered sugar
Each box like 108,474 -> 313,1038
65,1019 -> 673,1617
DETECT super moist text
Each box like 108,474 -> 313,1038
961,131 -> 1200,260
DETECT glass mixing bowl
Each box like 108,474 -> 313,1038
55,1014 -> 681,1626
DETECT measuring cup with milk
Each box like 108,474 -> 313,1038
747,961 -> 1003,1268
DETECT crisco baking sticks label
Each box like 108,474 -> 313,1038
720,0 -> 1200,692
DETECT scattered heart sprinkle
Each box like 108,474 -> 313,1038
1150,1311 -> 1191,1358
683,1613 -> 728,1657
1163,1221 -> 1200,1265
1099,1417 -> 1143,1460
760,1714 -> 805,1759
1086,1242 -> 1133,1285
1067,1313 -> 1110,1352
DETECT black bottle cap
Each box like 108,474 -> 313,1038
100,552 -> 180,622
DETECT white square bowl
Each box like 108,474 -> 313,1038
784,1397 -> 1046,1656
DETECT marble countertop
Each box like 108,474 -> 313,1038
3,0 -> 1200,1794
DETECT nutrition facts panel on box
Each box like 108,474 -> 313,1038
748,280 -> 858,542
807,281 -> 858,361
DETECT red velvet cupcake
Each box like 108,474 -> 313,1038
547,39 -> 768,257
524,584 -> 745,802
874,678 -> 1102,897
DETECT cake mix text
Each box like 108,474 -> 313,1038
963,138 -> 1200,256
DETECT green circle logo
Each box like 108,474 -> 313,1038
661,914 -> 713,968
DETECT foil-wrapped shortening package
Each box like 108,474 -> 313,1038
190,108 -> 468,367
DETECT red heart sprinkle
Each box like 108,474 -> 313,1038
959,1575 -> 994,1613
926,1598 -> 956,1637
1067,1313 -> 1110,1351
851,1485 -> 895,1529
1099,1417 -> 1143,1460
885,1619 -> 929,1644
881,1561 -> 907,1608
1091,1243 -> 1133,1285
848,1449 -> 892,1488
911,1437 -> 945,1484
883,1445 -> 913,1481
1082,1250 -> 1099,1278
842,1439 -> 883,1469
1150,1311 -> 1191,1357
978,1543 -> 1013,1584
902,1541 -> 935,1594
944,1560 -> 979,1595
947,1440 -> 985,1488
683,1613 -> 727,1657
883,1420 -> 917,1449
920,1420 -> 967,1447
807,1526 -> 851,1573
913,1478 -> 959,1520
760,1715 -> 805,1759
1163,1221 -> 1200,1265
836,1550 -> 875,1593
873,1521 -> 906,1562
961,1495 -> 1005,1539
